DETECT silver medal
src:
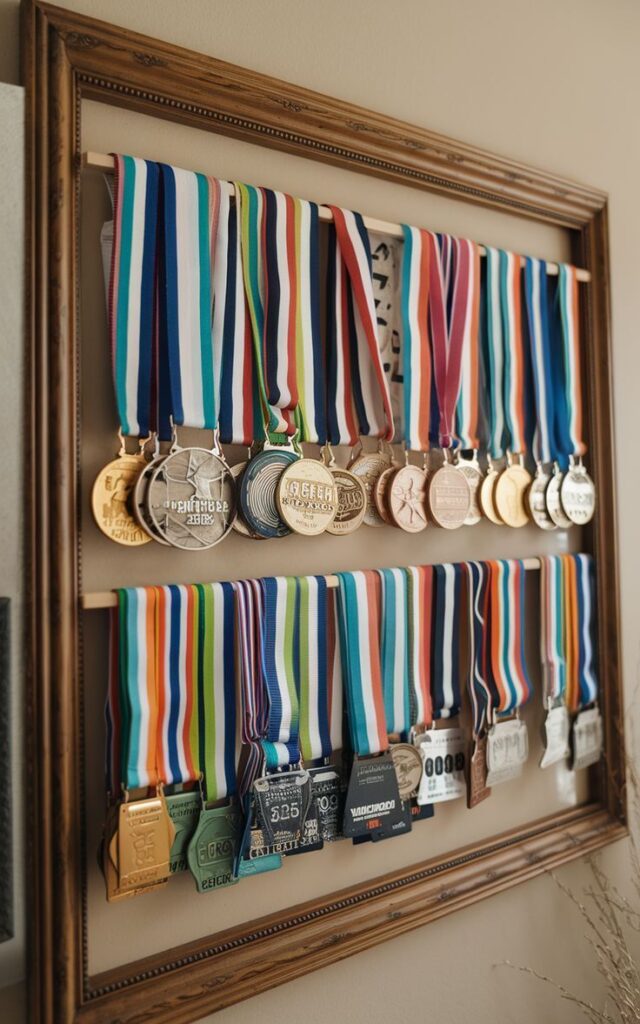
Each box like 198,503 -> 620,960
560,458 -> 596,525
147,446 -> 236,550
485,718 -> 529,787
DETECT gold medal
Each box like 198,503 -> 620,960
115,793 -> 175,894
92,446 -> 151,547
388,464 -> 428,533
527,465 -> 557,530
428,457 -> 471,530
493,455 -> 531,529
479,461 -> 504,525
276,457 -> 338,536
456,452 -> 483,526
349,445 -> 392,527
325,465 -> 367,535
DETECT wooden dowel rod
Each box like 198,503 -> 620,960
83,151 -> 591,283
81,557 -> 541,610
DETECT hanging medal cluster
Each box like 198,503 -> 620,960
92,155 -> 595,551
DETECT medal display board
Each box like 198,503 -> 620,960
25,5 -> 624,1023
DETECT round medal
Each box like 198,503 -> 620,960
372,465 -> 397,525
276,458 -> 338,536
527,467 -> 557,530
133,455 -> 170,546
92,453 -> 151,546
147,447 -> 236,550
349,450 -> 392,528
230,463 -> 265,539
428,462 -> 471,530
493,462 -> 532,529
325,467 -> 367,536
560,463 -> 596,525
456,456 -> 483,527
390,743 -> 424,799
239,448 -> 298,539
545,468 -> 573,529
479,465 -> 503,525
388,465 -> 428,533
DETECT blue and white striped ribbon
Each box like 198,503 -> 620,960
431,564 -> 463,719
524,257 -> 555,464
575,554 -> 598,706
260,577 -> 300,769
377,568 -> 411,736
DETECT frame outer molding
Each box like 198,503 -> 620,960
22,3 -> 625,1022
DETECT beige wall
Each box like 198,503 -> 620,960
2,1 -> 640,1022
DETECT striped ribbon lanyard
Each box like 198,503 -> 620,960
501,250 -> 527,457
400,226 -> 432,454
405,566 -> 434,729
483,247 -> 506,461
336,570 -> 389,755
110,155 -> 160,440
154,585 -> 200,787
194,583 -> 237,803
557,266 -> 586,460
119,587 -> 159,791
431,564 -> 464,719
260,576 -> 302,769
235,578 -> 268,795
524,257 -> 556,467
298,576 -> 340,762
539,556 -> 567,709
377,569 -> 411,736
454,241 -> 481,451
465,562 -> 493,738
160,164 -> 220,431
574,554 -> 598,707
487,560 -> 532,717
105,607 -> 122,799
326,208 -> 394,445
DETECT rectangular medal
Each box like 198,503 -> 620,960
571,707 -> 603,771
540,705 -> 571,769
485,719 -> 529,787
307,765 -> 344,842
165,789 -> 202,873
117,795 -> 175,891
467,735 -> 491,808
342,752 -> 412,841
253,769 -> 312,846
415,728 -> 467,805
186,804 -> 242,893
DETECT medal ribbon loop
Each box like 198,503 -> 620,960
118,588 -> 160,791
400,226 -> 432,452
154,585 -> 200,787
377,569 -> 411,736
260,577 -> 302,769
431,564 -> 464,719
500,250 -> 527,456
298,576 -> 342,763
405,566 -> 434,729
483,247 -> 506,460
465,562 -> 493,738
487,560 -> 532,717
557,265 -> 587,458
575,554 -> 598,707
195,583 -> 238,803
539,557 -> 567,707
235,579 -> 268,795
524,257 -> 556,465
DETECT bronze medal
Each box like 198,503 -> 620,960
493,460 -> 531,529
456,454 -> 483,526
546,466 -> 572,529
527,465 -> 557,530
479,464 -> 503,525
428,461 -> 471,529
372,465 -> 397,525
92,452 -> 151,546
390,743 -> 424,799
147,446 -> 236,549
560,460 -> 596,525
326,467 -> 367,535
349,449 -> 392,527
133,454 -> 170,545
388,465 -> 428,533
276,458 -> 338,536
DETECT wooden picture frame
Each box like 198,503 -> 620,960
0,598 -> 12,945
22,2 -> 626,1021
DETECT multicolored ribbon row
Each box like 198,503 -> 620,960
540,553 -> 598,711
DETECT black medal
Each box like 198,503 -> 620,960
342,752 -> 412,842
252,769 -> 313,845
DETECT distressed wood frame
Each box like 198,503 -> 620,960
22,2 -> 625,1021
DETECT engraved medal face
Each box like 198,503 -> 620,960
388,466 -> 428,533
92,453 -> 151,546
166,790 -> 202,874
545,469 -> 573,529
571,707 -> 603,771
326,467 -> 367,535
147,447 -> 236,549
342,752 -> 412,841
132,455 -> 170,545
186,804 -> 242,893
527,468 -> 557,530
230,462 -> 264,539
240,448 -> 298,539
457,458 -> 483,526
349,450 -> 392,527
284,800 -> 324,856
253,770 -> 312,845
560,465 -> 596,525
372,465 -> 396,525
540,705 -> 571,769
467,735 -> 491,808
117,795 -> 175,891
390,743 -> 424,798
276,458 -> 338,536
479,467 -> 503,525
485,719 -> 529,787
427,463 -> 471,529
307,766 -> 344,842
494,463 -> 532,528
415,728 -> 467,804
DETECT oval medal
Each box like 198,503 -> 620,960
325,467 -> 367,536
276,458 -> 338,536
428,462 -> 471,530
527,467 -> 557,530
92,453 -> 151,547
493,463 -> 532,529
388,465 -> 428,533
147,447 -> 236,550
479,466 -> 503,525
560,463 -> 596,525
349,450 -> 392,528
546,468 -> 573,529
456,456 -> 483,527
372,465 -> 397,525
240,448 -> 298,539
390,743 -> 424,799
133,455 -> 170,545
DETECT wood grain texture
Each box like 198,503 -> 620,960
22,1 -> 624,1022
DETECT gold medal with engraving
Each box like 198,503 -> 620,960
373,465 -> 397,525
326,466 -> 367,535
276,457 -> 338,536
493,455 -> 531,529
428,456 -> 471,530
92,444 -> 150,547
545,464 -> 572,529
115,793 -> 175,893
388,464 -> 428,533
456,452 -> 483,526
349,445 -> 392,527
527,465 -> 557,530
479,461 -> 504,525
